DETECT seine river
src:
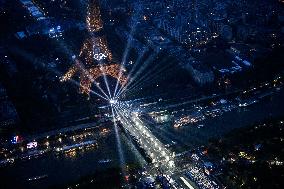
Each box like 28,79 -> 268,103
149,89 -> 284,152
1,89 -> 284,188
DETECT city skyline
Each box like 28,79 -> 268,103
0,0 -> 284,189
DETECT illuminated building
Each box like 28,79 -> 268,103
61,0 -> 127,97
86,0 -> 103,32
79,37 -> 113,64
61,60 -> 127,96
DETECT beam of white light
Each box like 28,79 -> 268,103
118,57 -> 169,97
113,11 -> 141,97
114,105 -> 174,168
11,0 -> 112,101
73,58 -> 110,100
89,88 -> 109,100
112,43 -> 133,98
112,106 -> 147,167
119,54 -> 178,98
98,62 -> 112,99
44,12 -> 111,100
110,107 -> 127,179
24,32 -> 111,100
115,51 -> 160,97
125,47 -> 148,79
11,46 -> 110,101
120,59 -> 172,95
11,19 -> 110,100
115,51 -> 160,98
66,77 -> 109,101
114,47 -> 148,97
85,3 -> 113,99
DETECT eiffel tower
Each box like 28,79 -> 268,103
60,0 -> 127,97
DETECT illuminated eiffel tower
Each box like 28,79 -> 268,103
60,0 -> 127,97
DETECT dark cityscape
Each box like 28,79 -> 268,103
0,0 -> 284,188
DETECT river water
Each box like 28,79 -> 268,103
149,89 -> 284,152
0,130 -> 145,189
1,90 -> 284,188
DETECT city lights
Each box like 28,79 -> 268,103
1,0 -> 284,188
109,98 -> 118,105
60,0 -> 127,99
